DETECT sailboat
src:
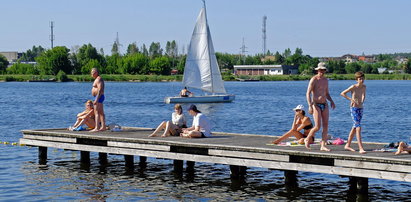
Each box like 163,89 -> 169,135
164,2 -> 235,104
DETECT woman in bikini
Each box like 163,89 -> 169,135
272,105 -> 314,145
149,104 -> 187,137
68,100 -> 95,131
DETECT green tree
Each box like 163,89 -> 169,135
149,42 -> 163,57
111,41 -> 119,55
120,53 -> 148,74
0,54 -> 9,73
283,48 -> 292,58
126,42 -> 139,55
36,46 -> 72,75
6,63 -> 39,74
105,54 -> 122,74
18,46 -> 45,62
149,56 -> 171,75
76,44 -> 106,73
345,62 -> 361,74
405,60 -> 411,74
81,59 -> 102,75
141,44 -> 149,56
274,51 -> 284,64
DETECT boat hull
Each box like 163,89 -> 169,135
164,95 -> 235,104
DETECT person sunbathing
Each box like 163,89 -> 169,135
68,100 -> 95,131
272,105 -> 314,145
395,142 -> 411,155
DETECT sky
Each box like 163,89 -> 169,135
1,0 -> 411,57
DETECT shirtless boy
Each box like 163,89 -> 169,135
90,68 -> 106,132
340,71 -> 366,154
305,62 -> 336,151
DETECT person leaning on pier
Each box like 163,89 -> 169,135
149,104 -> 187,137
305,62 -> 336,151
180,104 -> 211,138
271,104 -> 314,145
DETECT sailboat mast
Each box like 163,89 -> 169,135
203,0 -> 215,94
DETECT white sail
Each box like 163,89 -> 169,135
182,6 -> 226,94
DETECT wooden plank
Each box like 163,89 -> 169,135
335,159 -> 411,173
19,138 -> 411,182
107,141 -> 170,151
24,134 -> 76,143
209,149 -> 289,162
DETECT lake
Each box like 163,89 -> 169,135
0,80 -> 410,200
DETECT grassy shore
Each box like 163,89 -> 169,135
1,74 -> 411,82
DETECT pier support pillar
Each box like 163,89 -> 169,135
186,161 -> 195,172
349,177 -> 368,194
284,170 -> 298,187
38,147 -> 47,164
230,165 -> 247,179
80,151 -> 90,165
174,160 -> 184,174
124,155 -> 134,169
139,156 -> 147,167
98,153 -> 108,165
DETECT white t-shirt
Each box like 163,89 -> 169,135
192,113 -> 211,137
172,112 -> 186,127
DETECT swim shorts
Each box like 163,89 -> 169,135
350,107 -> 363,128
95,94 -> 105,103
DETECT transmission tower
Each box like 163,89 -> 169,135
262,16 -> 267,55
114,32 -> 122,54
50,21 -> 55,49
240,38 -> 248,64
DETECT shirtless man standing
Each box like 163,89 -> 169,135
305,62 -> 335,151
90,68 -> 106,132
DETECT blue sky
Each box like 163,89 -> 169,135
1,0 -> 411,57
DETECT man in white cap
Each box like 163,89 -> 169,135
305,62 -> 336,151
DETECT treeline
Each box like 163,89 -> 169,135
2,41 -> 411,76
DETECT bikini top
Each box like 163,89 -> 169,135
303,123 -> 313,130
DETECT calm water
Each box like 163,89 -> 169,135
0,80 -> 410,201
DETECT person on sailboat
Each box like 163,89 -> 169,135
148,104 -> 187,137
181,105 -> 211,138
180,87 -> 193,97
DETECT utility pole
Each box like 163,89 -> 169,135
262,16 -> 267,56
50,21 -> 55,49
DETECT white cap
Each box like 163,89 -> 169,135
293,104 -> 304,111
315,62 -> 327,70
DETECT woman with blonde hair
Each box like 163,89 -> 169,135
69,100 -> 95,131
149,104 -> 187,137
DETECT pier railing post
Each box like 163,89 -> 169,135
139,156 -> 147,167
38,147 -> 47,165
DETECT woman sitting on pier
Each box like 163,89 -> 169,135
395,142 -> 411,155
68,100 -> 95,131
272,105 -> 314,145
149,104 -> 187,137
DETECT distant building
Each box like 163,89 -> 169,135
0,51 -> 20,62
233,65 -> 298,76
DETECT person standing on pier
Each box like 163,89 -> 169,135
340,71 -> 367,154
90,68 -> 106,132
305,62 -> 336,151
181,104 -> 211,138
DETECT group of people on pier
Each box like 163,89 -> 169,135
68,66 -> 411,155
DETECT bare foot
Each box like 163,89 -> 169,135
304,138 -> 311,150
99,127 -> 107,131
89,129 -> 99,132
344,145 -> 356,152
395,150 -> 402,155
359,150 -> 367,154
148,133 -> 157,137
395,142 -> 404,155
320,146 -> 331,151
